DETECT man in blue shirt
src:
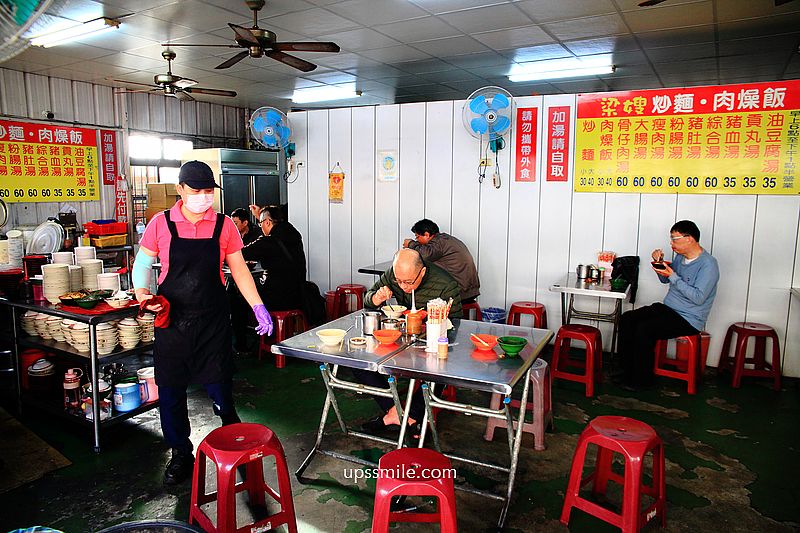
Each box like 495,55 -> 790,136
617,220 -> 719,390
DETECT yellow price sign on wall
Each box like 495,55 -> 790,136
575,81 -> 800,195
0,119 -> 100,203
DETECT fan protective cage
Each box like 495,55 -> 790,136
250,106 -> 292,150
462,86 -> 514,141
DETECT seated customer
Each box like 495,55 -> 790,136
403,218 -> 480,304
231,207 -> 260,246
353,248 -> 462,433
617,220 -> 719,390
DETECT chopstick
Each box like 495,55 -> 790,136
471,333 -> 490,348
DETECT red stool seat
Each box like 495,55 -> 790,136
485,358 -> 553,450
551,324 -> 603,397
462,301 -> 482,321
507,301 -> 547,328
258,309 -> 308,368
189,423 -> 298,533
324,290 -> 337,321
372,448 -> 458,533
653,332 -> 710,394
334,284 -> 366,318
718,322 -> 782,390
561,416 -> 666,533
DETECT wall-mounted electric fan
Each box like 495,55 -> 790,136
250,106 -> 292,150
462,86 -> 514,188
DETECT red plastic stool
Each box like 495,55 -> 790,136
561,416 -> 666,533
485,358 -> 553,450
718,322 -> 782,390
189,423 -> 298,533
258,309 -> 308,368
334,284 -> 366,318
507,301 -> 547,328
551,324 -> 603,397
372,448 -> 458,533
462,301 -> 482,321
324,290 -> 337,321
653,332 -> 710,394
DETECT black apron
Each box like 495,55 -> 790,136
153,210 -> 233,387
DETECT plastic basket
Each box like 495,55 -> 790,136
90,234 -> 128,248
481,306 -> 506,324
84,221 -> 127,235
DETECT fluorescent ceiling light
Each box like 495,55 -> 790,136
292,85 -> 362,104
509,57 -> 615,83
30,17 -> 120,48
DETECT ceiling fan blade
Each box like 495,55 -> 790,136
185,87 -> 237,98
775,0 -> 795,5
114,87 -> 158,94
215,50 -> 250,69
174,90 -> 195,102
229,23 -> 260,46
107,78 -> 157,88
174,77 -> 198,88
638,0 -> 668,5
266,50 -> 317,72
161,43 -> 241,48
272,41 -> 340,53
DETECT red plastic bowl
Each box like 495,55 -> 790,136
470,333 -> 498,351
373,329 -> 401,345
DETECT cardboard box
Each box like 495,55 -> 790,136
146,183 -> 180,208
145,206 -> 166,223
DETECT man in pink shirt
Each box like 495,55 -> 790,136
133,160 -> 273,485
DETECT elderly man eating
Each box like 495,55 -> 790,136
352,248 -> 462,435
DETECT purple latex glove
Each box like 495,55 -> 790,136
253,304 -> 273,336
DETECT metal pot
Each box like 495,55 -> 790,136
359,311 -> 382,336
576,264 -> 589,279
380,318 -> 402,331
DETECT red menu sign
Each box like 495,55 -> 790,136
115,175 -> 128,223
100,130 -> 117,185
547,106 -> 571,182
514,107 -> 537,182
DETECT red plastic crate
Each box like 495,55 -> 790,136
84,221 -> 127,235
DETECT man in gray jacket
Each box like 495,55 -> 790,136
403,218 -> 480,304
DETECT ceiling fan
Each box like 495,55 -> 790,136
639,0 -> 794,5
162,0 -> 340,72
109,50 -> 237,101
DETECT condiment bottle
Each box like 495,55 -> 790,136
437,336 -> 448,359
63,368 -> 83,412
406,311 -> 423,335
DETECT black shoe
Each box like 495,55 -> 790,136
220,412 -> 241,426
163,449 -> 194,486
361,416 -> 400,433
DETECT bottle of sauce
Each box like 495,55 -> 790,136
406,311 -> 423,335
63,368 -> 83,413
437,336 -> 449,359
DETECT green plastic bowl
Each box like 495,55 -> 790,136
610,278 -> 628,291
75,296 -> 101,309
497,336 -> 528,357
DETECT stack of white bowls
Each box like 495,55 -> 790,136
74,246 -> 96,264
136,314 -> 155,343
118,318 -> 141,349
68,265 -> 83,291
41,263 -> 70,304
21,311 -> 39,336
96,323 -> 118,355
52,251 -> 75,265
61,319 -> 77,345
6,230 -> 24,268
34,314 -> 51,338
97,272 -> 121,293
0,240 -> 8,263
70,323 -> 90,352
47,315 -> 66,342
80,259 -> 103,290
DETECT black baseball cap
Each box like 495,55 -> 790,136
178,160 -> 221,189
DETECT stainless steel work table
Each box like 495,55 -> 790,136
271,311 -> 418,480
356,260 -> 392,276
380,318 -> 553,529
550,272 -> 630,353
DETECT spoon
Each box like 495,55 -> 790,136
411,289 -> 416,313
471,333 -> 491,348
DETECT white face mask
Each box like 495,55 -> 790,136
184,193 -> 214,214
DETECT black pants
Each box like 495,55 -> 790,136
350,369 -> 441,422
619,303 -> 698,386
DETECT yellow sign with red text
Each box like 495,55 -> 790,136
575,81 -> 800,194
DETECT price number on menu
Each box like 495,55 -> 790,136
0,187 -> 86,200
577,174 -> 784,194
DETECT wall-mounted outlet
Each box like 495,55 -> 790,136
480,158 -> 492,167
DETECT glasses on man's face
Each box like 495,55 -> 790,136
670,234 -> 689,242
395,267 -> 423,287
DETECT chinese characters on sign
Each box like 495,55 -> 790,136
328,171 -> 345,203
514,107 -> 537,182
575,81 -> 800,194
100,130 -> 117,186
547,106 -> 570,182
115,175 -> 128,223
0,119 -> 99,202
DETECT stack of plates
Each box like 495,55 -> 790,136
97,272 -> 120,293
26,221 -> 64,255
41,263 -> 70,304
118,318 -> 141,349
61,319 -> 77,345
20,311 -> 39,336
96,323 -> 118,355
34,314 -> 51,338
136,314 -> 155,343
0,240 -> 8,263
74,246 -> 96,264
52,251 -> 75,265
47,315 -> 66,342
80,259 -> 103,290
6,230 -> 24,268
68,265 -> 83,291
70,323 -> 90,352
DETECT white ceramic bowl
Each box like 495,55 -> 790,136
381,305 -> 407,319
316,328 -> 347,347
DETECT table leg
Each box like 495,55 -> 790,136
611,299 -> 622,354
498,367 -> 532,529
396,378 -> 416,447
320,364 -> 347,433
503,396 -> 515,460
420,383 -> 441,452
11,307 -> 22,413
296,364 -> 338,480
560,292 -> 568,325
89,324 -> 100,453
